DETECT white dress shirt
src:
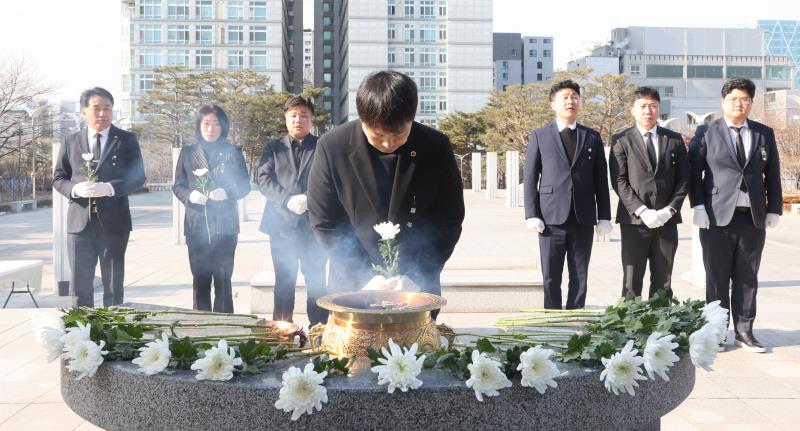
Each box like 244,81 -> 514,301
636,124 -> 659,164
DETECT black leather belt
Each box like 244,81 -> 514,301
735,206 -> 750,213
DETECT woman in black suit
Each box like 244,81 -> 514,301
172,105 -> 251,312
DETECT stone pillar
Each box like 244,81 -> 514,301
505,151 -> 519,207
486,152 -> 497,199
690,226 -> 706,287
172,148 -> 184,245
471,152 -> 481,193
52,142 -> 70,295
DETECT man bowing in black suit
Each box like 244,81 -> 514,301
53,87 -> 145,307
307,71 -> 464,319
524,80 -> 612,310
689,77 -> 782,353
257,96 -> 328,326
609,87 -> 689,300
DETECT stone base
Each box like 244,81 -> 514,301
250,269 -> 543,314
61,354 -> 693,430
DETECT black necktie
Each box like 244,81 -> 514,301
92,133 -> 102,161
644,132 -> 657,171
559,127 -> 577,163
730,126 -> 747,191
292,140 -> 302,169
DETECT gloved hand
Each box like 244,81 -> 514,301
656,207 -> 673,224
640,209 -> 664,229
189,190 -> 208,205
595,220 -> 613,236
72,181 -> 95,198
693,205 -> 710,229
766,213 -> 780,228
92,182 -> 114,197
525,217 -> 545,233
208,188 -> 228,201
287,194 -> 308,215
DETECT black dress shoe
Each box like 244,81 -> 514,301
734,332 -> 766,353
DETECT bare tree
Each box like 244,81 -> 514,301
0,58 -> 53,161
775,127 -> 800,192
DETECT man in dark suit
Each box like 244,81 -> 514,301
257,96 -> 328,326
523,80 -> 612,309
307,71 -> 464,319
689,77 -> 782,353
609,87 -> 689,300
53,87 -> 145,307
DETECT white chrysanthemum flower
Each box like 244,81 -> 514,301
701,301 -> 729,344
274,363 -> 329,421
193,168 -> 208,177
643,332 -> 680,381
689,323 -> 718,371
132,333 -> 172,375
190,339 -> 242,381
600,340 -> 648,396
81,153 -> 94,162
60,321 -> 92,351
64,339 -> 108,380
370,338 -> 425,393
373,222 -> 400,240
465,350 -> 512,402
516,346 -> 559,394
31,312 -> 65,363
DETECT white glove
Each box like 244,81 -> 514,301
287,194 -> 308,215
189,190 -> 208,205
208,188 -> 228,201
72,181 -> 95,198
640,209 -> 664,229
525,217 -> 545,233
595,220 -> 613,236
766,213 -> 780,228
656,207 -> 673,224
92,182 -> 114,197
693,205 -> 710,229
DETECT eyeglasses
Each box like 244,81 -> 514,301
724,97 -> 752,105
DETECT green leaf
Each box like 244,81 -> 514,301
475,338 -> 496,353
170,337 -> 200,369
366,347 -> 382,367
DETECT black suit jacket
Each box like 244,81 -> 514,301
172,141 -> 251,236
53,125 -> 145,234
609,126 -> 689,225
307,120 -> 465,293
257,134 -> 317,235
688,118 -> 782,228
523,122 -> 611,225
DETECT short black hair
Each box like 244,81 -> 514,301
195,104 -> 230,142
284,95 -> 315,115
549,80 -> 580,101
721,77 -> 756,99
356,71 -> 417,132
632,86 -> 660,104
80,87 -> 114,108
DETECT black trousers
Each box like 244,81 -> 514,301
538,214 -> 594,309
68,218 -> 130,308
620,223 -> 678,300
186,233 -> 237,313
700,209 -> 765,335
269,228 -> 328,326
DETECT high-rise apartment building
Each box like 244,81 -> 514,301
493,33 -> 554,90
759,20 -> 799,89
303,29 -> 314,87
315,0 -> 493,126
120,0 -> 302,126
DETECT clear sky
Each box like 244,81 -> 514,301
0,0 -> 794,103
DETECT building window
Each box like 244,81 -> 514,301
420,48 -> 435,66
167,49 -> 190,66
323,73 -> 332,83
420,95 -> 436,114
439,71 -> 447,88
404,24 -> 415,42
537,73 -> 543,81
501,60 -> 508,69
250,50 -> 267,70
138,74 -> 155,91
167,0 -> 189,19
543,38 -> 551,44
323,30 -> 333,41
537,61 -> 543,69
420,24 -> 436,43
439,24 -> 447,40
419,72 -> 436,90
687,66 -> 722,78
438,0 -> 447,16
654,86 -> 674,97
140,0 -> 160,18
196,0 -> 212,19
529,49 -> 537,57
323,44 -> 332,54
511,48 -> 517,57
529,38 -> 537,43
249,1 -> 267,19
323,58 -> 332,68
439,48 -> 447,64
140,24 -> 161,44
388,0 -> 396,15
501,72 -> 508,80
439,95 -> 447,111
228,26 -> 243,45
420,0 -> 435,18
647,65 -> 684,78
322,2 -> 332,12
323,100 -> 332,111
323,16 -> 333,26
766,66 -> 790,80
196,25 -> 212,44
228,0 -> 243,19
250,26 -> 267,44
168,25 -> 189,44
388,24 -> 396,40
543,50 -> 551,57
228,50 -> 243,69
404,48 -> 415,66
404,0 -> 415,18
196,50 -> 213,69
727,66 -> 761,79
139,48 -> 162,68
388,48 -> 396,64
630,64 -> 640,76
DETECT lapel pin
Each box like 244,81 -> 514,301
588,148 -> 592,152
406,222 -> 413,227
410,150 -> 417,157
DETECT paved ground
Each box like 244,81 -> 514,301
1,189 -> 799,430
